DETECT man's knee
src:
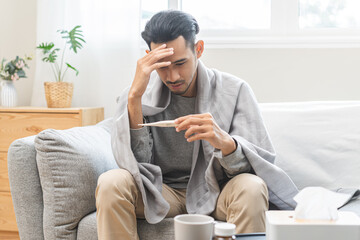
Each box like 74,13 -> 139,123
96,168 -> 137,205
236,173 -> 267,197
227,173 -> 269,210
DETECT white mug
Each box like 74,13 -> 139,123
174,214 -> 214,240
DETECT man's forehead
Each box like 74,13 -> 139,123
150,36 -> 188,50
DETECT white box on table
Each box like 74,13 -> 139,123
266,210 -> 360,240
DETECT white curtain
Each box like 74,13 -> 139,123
32,0 -> 141,117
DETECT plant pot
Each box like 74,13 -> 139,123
44,82 -> 73,108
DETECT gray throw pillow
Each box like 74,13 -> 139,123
34,119 -> 118,239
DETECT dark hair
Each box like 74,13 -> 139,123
141,10 -> 199,52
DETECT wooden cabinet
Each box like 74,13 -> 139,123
0,107 -> 104,238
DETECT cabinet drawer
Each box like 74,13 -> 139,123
0,192 -> 18,232
0,152 -> 9,192
0,112 -> 81,151
0,231 -> 19,239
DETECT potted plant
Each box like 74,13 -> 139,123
0,56 -> 32,107
37,25 -> 85,108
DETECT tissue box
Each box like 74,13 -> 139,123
266,211 -> 360,240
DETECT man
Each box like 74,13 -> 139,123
96,10 -> 298,240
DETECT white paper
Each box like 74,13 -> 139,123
294,187 -> 351,221
138,120 -> 177,127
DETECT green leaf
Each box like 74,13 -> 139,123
66,62 -> 79,76
16,69 -> 26,78
5,62 -> 16,74
37,42 -> 55,54
61,25 -> 86,53
40,48 -> 59,63
0,59 -> 6,71
47,48 -> 60,62
24,55 -> 32,61
42,57 -> 50,62
57,29 -> 67,34
0,75 -> 11,80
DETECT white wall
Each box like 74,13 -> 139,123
2,1 -> 360,117
99,47 -> 360,116
201,48 -> 360,103
0,0 -> 37,106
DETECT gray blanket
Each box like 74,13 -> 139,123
111,61 -> 299,224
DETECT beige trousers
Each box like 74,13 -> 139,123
95,169 -> 268,240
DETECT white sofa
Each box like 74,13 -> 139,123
261,101 -> 360,216
8,101 -> 360,240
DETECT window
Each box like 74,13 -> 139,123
141,0 -> 168,31
299,0 -> 360,29
141,0 -> 360,47
182,0 -> 271,30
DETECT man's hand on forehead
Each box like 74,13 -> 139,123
129,44 -> 174,99
146,44 -> 175,65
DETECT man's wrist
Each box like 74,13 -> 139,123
128,93 -> 143,129
221,137 -> 237,156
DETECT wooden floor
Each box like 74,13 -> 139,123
0,231 -> 19,240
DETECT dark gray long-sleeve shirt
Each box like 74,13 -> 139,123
130,93 -> 251,188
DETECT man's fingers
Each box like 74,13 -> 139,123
154,43 -> 167,50
151,49 -> 174,63
143,48 -> 174,66
153,61 -> 171,69
184,125 -> 208,138
175,113 -> 212,124
140,49 -> 173,74
186,132 -> 210,142
176,117 -> 213,132
146,45 -> 172,58
176,117 -> 203,132
149,44 -> 167,52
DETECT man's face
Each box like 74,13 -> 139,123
150,36 -> 200,97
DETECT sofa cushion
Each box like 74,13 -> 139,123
76,212 -> 174,240
138,218 -> 174,240
34,119 -> 118,240
339,198 -> 360,216
8,136 -> 45,240
77,212 -> 97,240
260,101 -> 360,190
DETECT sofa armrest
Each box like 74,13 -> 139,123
34,118 -> 118,239
8,136 -> 45,240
